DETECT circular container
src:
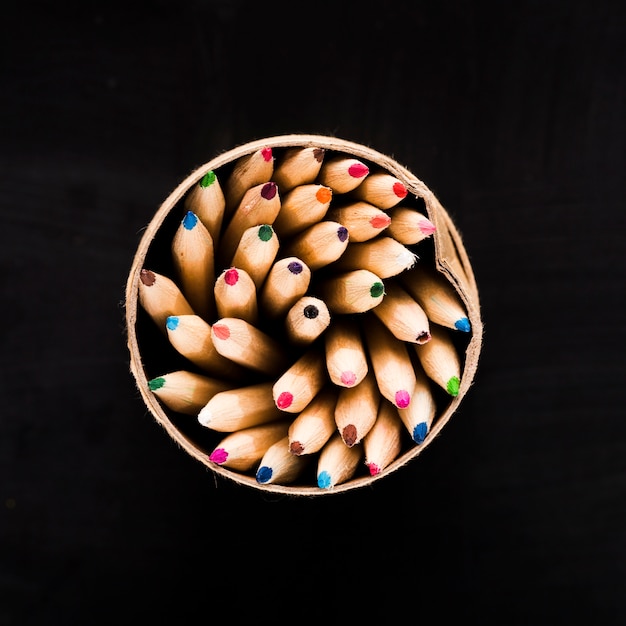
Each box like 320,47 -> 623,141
125,134 -> 483,496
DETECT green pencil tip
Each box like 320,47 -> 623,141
148,377 -> 165,391
447,376 -> 460,396
199,170 -> 216,188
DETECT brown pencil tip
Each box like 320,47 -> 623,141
342,424 -> 358,447
140,269 -> 156,286
289,441 -> 304,455
416,331 -> 431,345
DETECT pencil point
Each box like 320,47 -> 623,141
197,406 -> 212,427
224,268 -> 239,285
166,316 -> 179,331
212,323 -> 230,340
257,224 -> 274,241
392,181 -> 408,199
139,268 -> 156,286
370,282 -> 385,298
260,181 -> 277,200
367,462 -> 381,476
447,376 -> 460,396
261,147 -> 272,161
340,371 -> 357,386
413,422 -> 428,444
199,170 -> 216,187
337,226 -> 349,242
455,317 -> 471,332
316,186 -> 333,204
370,214 -> 391,229
276,391 -> 293,410
303,304 -> 319,319
317,470 -> 332,489
287,261 -> 303,274
418,218 -> 436,235
209,448 -> 228,464
182,210 -> 198,230
148,376 -> 165,391
290,441 -> 304,455
416,331 -> 431,344
256,466 -> 273,483
342,424 -> 358,447
395,390 -> 411,409
348,163 -> 369,179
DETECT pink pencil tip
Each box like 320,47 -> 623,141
224,268 -> 239,285
395,390 -> 411,408
340,371 -> 357,386
261,147 -> 273,161
276,391 -> 293,410
367,463 -> 381,476
418,219 -> 436,235
348,162 -> 369,178
209,448 -> 228,464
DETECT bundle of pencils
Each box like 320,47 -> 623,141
126,135 -> 482,495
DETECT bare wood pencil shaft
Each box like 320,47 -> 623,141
255,436 -> 310,485
272,184 -> 333,237
326,201 -> 391,242
413,323 -> 462,396
318,269 -> 385,314
397,371 -> 437,444
259,256 -> 312,318
224,147 -> 274,213
272,146 -> 325,191
387,206 -> 436,245
282,220 -> 349,271
184,169 -> 226,242
316,155 -> 369,193
364,399 -> 404,476
214,267 -> 258,324
273,347 -> 327,413
229,224 -> 279,288
138,269 -> 195,332
324,317 -> 369,388
316,432 -> 363,489
350,171 -> 408,209
288,387 -> 339,456
285,296 -> 331,345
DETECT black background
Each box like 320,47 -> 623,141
2,1 -> 625,624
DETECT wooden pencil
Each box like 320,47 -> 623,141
211,317 -> 289,375
334,370 -> 381,447
272,183 -> 333,237
229,224 -> 279,289
316,432 -> 363,489
363,399 -> 405,476
164,314 -> 245,379
316,154 -> 369,193
219,181 -> 281,265
397,368 -> 437,444
183,169 -> 226,242
288,386 -> 339,456
213,267 -> 258,325
171,210 -> 215,321
413,323 -> 462,396
331,236 -> 419,279
284,296 -> 331,346
138,268 -> 195,332
324,317 -> 369,388
272,146 -> 325,191
317,269 -> 385,314
281,220 -> 349,271
349,171 -> 408,209
273,346 -> 327,413
326,201 -> 391,242
224,146 -> 274,213
401,265 -> 471,333
370,280 -> 431,344
258,256 -> 312,319
148,370 -> 233,415
386,206 -> 436,245
363,315 -> 418,409
208,420 -> 290,472
198,381 -> 284,432
255,435 -> 310,485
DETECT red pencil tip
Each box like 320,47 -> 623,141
276,391 -> 293,410
367,463 -> 381,476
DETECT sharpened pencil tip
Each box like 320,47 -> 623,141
139,268 -> 156,286
370,282 -> 385,298
340,371 -> 357,386
447,376 -> 460,397
392,181 -> 408,199
342,424 -> 357,447
199,170 -> 216,188
418,218 -> 436,235
197,407 -> 211,427
276,391 -> 293,410
182,210 -> 198,230
209,448 -> 228,464
287,261 -> 303,274
256,466 -> 273,483
348,163 -> 369,179
166,316 -> 179,331
367,463 -> 381,476
317,470 -> 332,489
261,147 -> 273,162
413,422 -> 428,444
395,390 -> 411,409
290,441 -> 304,455
148,377 -> 165,391
455,317 -> 471,332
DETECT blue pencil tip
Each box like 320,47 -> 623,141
413,422 -> 428,444
317,471 -> 332,489
455,317 -> 471,332
166,316 -> 179,331
182,211 -> 198,230
256,466 -> 273,484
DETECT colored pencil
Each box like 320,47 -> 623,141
326,201 -> 391,242
401,265 -> 471,333
219,181 -> 281,264
323,317 -> 369,388
224,146 -> 274,213
148,370 -> 233,415
171,210 -> 215,321
208,420 -> 290,472
386,206 -> 436,245
288,386 -> 339,456
282,220 -> 349,271
229,224 -> 279,289
284,295 -> 331,346
350,171 -> 408,209
197,381 -> 284,432
165,314 -> 245,379
413,323 -> 462,396
363,315 -> 417,409
397,369 -> 437,444
255,435 -> 310,485
272,184 -> 333,237
183,169 -> 226,242
334,370 -> 381,447
316,155 -> 370,193
332,236 -> 418,279
258,256 -> 312,319
363,399 -> 405,476
317,269 -> 385,314
138,268 -> 194,332
370,280 -> 431,344
316,432 -> 363,490
211,317 -> 289,375
272,146 -> 325,191
273,346 -> 327,413
213,267 -> 258,325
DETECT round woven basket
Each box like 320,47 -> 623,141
125,134 -> 482,496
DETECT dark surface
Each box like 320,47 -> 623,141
2,1 -> 625,624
